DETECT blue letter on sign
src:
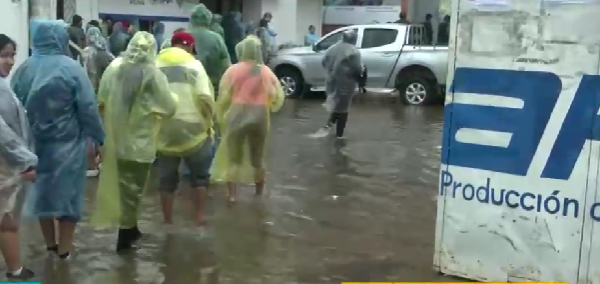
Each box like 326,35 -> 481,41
442,68 -> 561,176
542,75 -> 600,180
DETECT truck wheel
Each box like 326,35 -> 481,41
276,67 -> 304,98
398,73 -> 437,106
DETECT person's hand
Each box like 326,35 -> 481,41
20,168 -> 36,181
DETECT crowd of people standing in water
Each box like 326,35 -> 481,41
0,3 -> 365,281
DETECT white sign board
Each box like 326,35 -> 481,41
322,5 -> 401,25
435,0 -> 600,282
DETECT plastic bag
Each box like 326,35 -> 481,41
322,94 -> 335,112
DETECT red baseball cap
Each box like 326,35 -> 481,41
171,32 -> 194,46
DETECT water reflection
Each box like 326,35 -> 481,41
10,98 -> 456,283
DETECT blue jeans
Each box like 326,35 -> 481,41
183,133 -> 219,176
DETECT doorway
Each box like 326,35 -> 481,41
56,0 -> 64,20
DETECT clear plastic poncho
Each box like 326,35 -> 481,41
322,39 -> 362,113
189,4 -> 231,90
210,36 -> 284,183
222,12 -> 246,64
0,77 -> 37,221
156,46 -> 215,156
210,14 -> 225,38
108,22 -> 130,57
92,32 -> 177,228
82,27 -> 115,93
10,20 -> 105,221
152,22 -> 165,51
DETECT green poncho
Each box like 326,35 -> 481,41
189,4 -> 231,91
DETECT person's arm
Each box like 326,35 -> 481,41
78,29 -> 86,49
267,23 -> 277,36
191,61 -> 216,126
72,64 -> 105,145
266,67 -> 285,112
216,69 -> 234,126
346,50 -> 363,81
147,68 -> 177,118
217,37 -> 232,69
0,112 -> 38,175
9,64 -> 27,103
97,60 -> 119,115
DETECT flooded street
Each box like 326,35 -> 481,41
10,95 -> 457,283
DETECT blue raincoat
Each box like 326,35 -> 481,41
11,21 -> 105,222
222,12 -> 245,64
152,22 -> 165,51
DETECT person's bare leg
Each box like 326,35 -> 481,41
255,168 -> 266,196
160,191 -> 175,224
0,214 -> 21,271
226,182 -> 236,205
191,186 -> 207,225
57,219 -> 76,257
39,218 -> 57,248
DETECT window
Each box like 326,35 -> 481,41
361,28 -> 398,49
315,28 -> 358,51
407,25 -> 427,46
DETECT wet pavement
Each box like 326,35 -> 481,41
9,94 -> 459,283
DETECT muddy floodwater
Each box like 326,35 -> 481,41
7,95 -> 460,283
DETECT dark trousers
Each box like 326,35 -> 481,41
326,112 -> 348,137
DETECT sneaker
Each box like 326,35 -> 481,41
58,252 -> 71,260
6,267 -> 34,280
86,169 -> 99,177
309,127 -> 331,138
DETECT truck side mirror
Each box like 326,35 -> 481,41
312,43 -> 317,52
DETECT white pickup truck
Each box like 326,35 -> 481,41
268,23 -> 449,106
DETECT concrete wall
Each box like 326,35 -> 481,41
296,0 -> 322,43
2,0 -> 30,78
258,0 -> 322,45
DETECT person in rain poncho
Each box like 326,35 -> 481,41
259,12 -> 277,52
152,21 -> 165,51
252,22 -> 272,64
10,20 -> 105,259
313,30 -> 363,139
82,26 -> 115,177
109,22 -> 130,57
156,32 -> 214,226
92,31 -> 177,252
0,34 -> 37,280
210,14 -> 225,38
211,36 -> 284,204
189,4 -> 231,95
82,27 -> 115,94
222,11 -> 245,64
160,28 -> 186,50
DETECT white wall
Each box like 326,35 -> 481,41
261,0 -> 297,45
99,0 -> 193,18
77,0 -> 100,24
242,0 -> 263,25
408,0 -> 441,22
162,21 -> 189,42
2,0 -> 30,79
323,5 -> 401,25
296,0 -> 322,43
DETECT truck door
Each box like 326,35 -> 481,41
303,28 -> 359,87
358,27 -> 403,88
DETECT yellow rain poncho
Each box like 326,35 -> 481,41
156,46 -> 214,155
92,32 -> 177,228
210,36 -> 284,184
